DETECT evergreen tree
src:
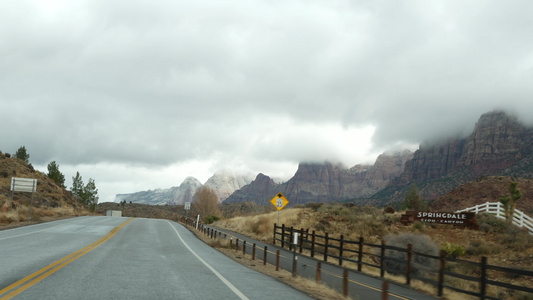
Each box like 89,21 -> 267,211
71,172 -> 85,201
47,161 -> 65,188
84,178 -> 99,206
402,184 -> 425,211
15,146 -> 30,163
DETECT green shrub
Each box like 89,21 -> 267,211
441,242 -> 465,258
205,215 -> 220,224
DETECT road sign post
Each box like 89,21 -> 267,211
270,193 -> 289,225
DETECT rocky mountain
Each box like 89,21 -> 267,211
204,170 -> 255,201
225,150 -> 413,205
371,110 -> 533,205
115,177 -> 203,205
114,171 -> 253,205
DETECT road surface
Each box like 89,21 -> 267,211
0,216 -> 312,300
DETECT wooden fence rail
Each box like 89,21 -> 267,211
273,223 -> 533,299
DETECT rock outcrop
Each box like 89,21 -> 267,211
378,111 -> 533,204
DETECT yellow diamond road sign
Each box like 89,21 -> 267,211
271,193 -> 289,211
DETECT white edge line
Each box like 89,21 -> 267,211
166,220 -> 249,300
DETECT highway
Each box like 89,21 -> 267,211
0,217 -> 312,300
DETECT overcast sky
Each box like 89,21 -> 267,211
2,0 -> 533,203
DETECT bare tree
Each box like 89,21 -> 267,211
192,186 -> 221,223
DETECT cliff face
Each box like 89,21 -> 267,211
225,150 -> 413,205
223,173 -> 279,205
382,111 -> 533,203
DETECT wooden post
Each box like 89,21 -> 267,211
380,240 -> 386,277
281,224 -> 285,248
263,246 -> 268,266
480,256 -> 487,300
324,233 -> 329,262
289,227 -> 294,251
243,240 -> 246,256
406,244 -> 412,285
316,262 -> 321,283
343,269 -> 349,297
438,250 -> 446,297
299,228 -> 304,253
273,223 -> 277,245
339,234 -> 344,266
311,230 -> 316,258
252,243 -> 256,260
358,237 -> 364,272
276,250 -> 280,271
382,281 -> 389,300
230,238 -> 233,249
236,238 -> 239,251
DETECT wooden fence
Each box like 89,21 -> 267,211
456,202 -> 533,234
273,223 -> 533,299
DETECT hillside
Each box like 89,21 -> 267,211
0,151 -> 89,226
430,176 -> 533,214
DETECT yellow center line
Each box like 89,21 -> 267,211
0,218 -> 134,300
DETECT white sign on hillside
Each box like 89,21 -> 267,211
11,177 -> 37,192
10,177 -> 38,220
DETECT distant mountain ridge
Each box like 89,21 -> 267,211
114,171 -> 254,205
118,110 -> 533,209
224,149 -> 413,205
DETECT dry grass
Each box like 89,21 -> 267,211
212,204 -> 533,300
193,225 -> 353,300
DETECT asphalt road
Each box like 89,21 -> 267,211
0,217 -> 313,300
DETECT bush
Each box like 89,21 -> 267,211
383,233 -> 439,276
205,215 -> 220,224
476,213 -> 508,233
441,242 -> 465,258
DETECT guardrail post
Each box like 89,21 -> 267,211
324,233 -> 329,262
243,240 -> 246,256
236,238 -> 239,251
438,250 -> 446,297
263,246 -> 267,265
339,234 -> 344,266
380,240 -> 386,277
358,237 -> 364,272
480,256 -> 487,300
316,262 -> 321,283
252,243 -> 256,260
276,250 -> 280,271
230,238 -> 233,249
343,269 -> 349,297
382,281 -> 389,300
406,243 -> 412,285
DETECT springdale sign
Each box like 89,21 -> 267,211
401,211 -> 478,228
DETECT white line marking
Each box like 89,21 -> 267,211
166,220 -> 249,300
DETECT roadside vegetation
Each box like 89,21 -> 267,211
212,203 -> 533,300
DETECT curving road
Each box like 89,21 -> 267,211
0,217 -> 312,300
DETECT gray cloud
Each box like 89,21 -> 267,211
2,0 -> 533,201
